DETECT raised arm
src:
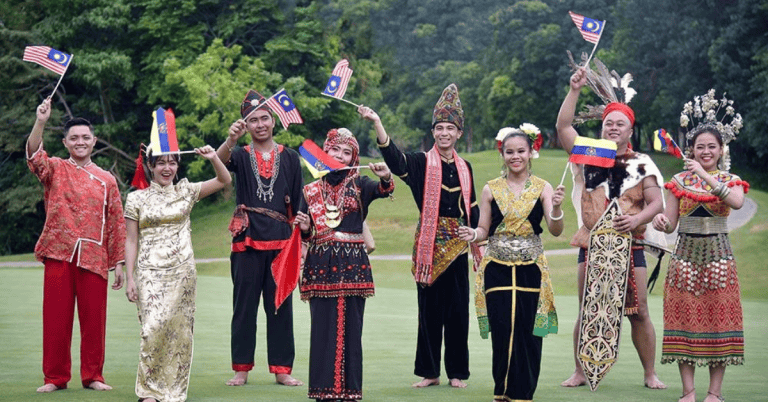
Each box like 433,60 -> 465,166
358,105 -> 389,145
555,68 -> 588,154
197,145 -> 232,199
686,159 -> 745,210
27,98 -> 52,155
216,119 -> 247,164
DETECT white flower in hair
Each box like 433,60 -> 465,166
495,127 -> 516,142
518,123 -> 540,136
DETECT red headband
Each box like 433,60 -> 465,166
602,102 -> 635,126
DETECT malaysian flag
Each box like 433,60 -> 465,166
569,11 -> 605,44
322,59 -> 353,99
265,89 -> 304,129
23,46 -> 72,75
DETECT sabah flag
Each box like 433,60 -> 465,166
299,139 -> 345,178
653,128 -> 683,158
322,59 -> 353,99
23,46 -> 72,75
570,136 -> 617,168
266,89 -> 304,129
149,107 -> 180,155
569,11 -> 604,44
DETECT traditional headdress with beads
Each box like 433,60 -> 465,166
323,127 -> 360,168
432,83 -> 464,130
494,123 -> 543,158
679,89 -> 742,171
567,51 -> 637,125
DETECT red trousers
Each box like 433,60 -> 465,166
42,258 -> 108,388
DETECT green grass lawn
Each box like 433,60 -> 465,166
1,266 -> 767,401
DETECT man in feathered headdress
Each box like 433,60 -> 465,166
556,65 -> 667,389
216,89 -> 306,387
360,83 -> 482,388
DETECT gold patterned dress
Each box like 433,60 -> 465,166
475,176 -> 557,402
124,179 -> 202,402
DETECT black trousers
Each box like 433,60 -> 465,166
414,255 -> 470,379
308,296 -> 365,401
230,248 -> 295,372
485,261 -> 542,400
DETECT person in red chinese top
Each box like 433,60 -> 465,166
216,90 -> 306,387
26,98 -> 127,393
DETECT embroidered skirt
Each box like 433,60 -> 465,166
308,296 -> 365,401
134,261 -> 197,402
661,233 -> 744,366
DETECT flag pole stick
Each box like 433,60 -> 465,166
321,93 -> 360,108
559,162 -> 570,187
583,21 -> 605,67
337,165 -> 371,171
48,55 -> 73,100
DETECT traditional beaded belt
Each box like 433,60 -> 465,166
486,233 -> 543,263
312,230 -> 365,245
678,216 -> 728,234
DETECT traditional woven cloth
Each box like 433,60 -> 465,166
413,146 -> 480,285
661,171 -> 747,367
432,83 -> 464,129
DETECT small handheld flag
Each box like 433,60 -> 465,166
568,11 -> 606,67
321,59 -> 360,107
569,136 -> 617,168
323,59 -> 353,99
653,129 -> 683,159
23,46 -> 71,75
299,139 -> 346,178
265,89 -> 304,129
23,45 -> 73,99
150,107 -> 181,155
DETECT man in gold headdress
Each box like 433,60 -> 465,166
359,83 -> 482,388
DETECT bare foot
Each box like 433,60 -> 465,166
560,372 -> 587,387
226,371 -> 248,386
703,392 -> 724,402
644,373 -> 667,389
36,384 -> 60,393
87,381 -> 112,391
412,377 -> 440,388
275,373 -> 303,386
139,399 -> 158,402
679,388 -> 695,402
449,378 -> 467,388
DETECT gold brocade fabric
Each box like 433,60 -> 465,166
124,179 -> 202,269
475,176 -> 557,339
135,262 -> 196,402
125,179 -> 202,402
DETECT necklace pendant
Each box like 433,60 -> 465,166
325,217 -> 341,228
325,204 -> 340,219
262,151 -> 271,161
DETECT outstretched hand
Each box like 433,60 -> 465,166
570,68 -> 588,91
552,184 -> 565,207
195,145 -> 217,160
369,162 -> 391,181
36,98 -> 52,123
357,105 -> 380,123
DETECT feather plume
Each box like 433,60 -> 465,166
565,51 -> 637,123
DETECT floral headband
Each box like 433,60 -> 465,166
495,123 -> 543,158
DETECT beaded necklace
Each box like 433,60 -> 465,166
321,175 -> 353,228
249,142 -> 280,203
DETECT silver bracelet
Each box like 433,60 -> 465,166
470,229 -> 478,243
718,186 -> 731,200
224,138 -> 235,153
549,210 -> 564,221
710,182 -> 725,197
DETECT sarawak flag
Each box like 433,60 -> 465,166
570,136 -> 617,168
149,107 -> 180,155
569,11 -> 605,44
23,46 -> 72,75
322,59 -> 353,99
299,139 -> 345,178
653,128 -> 683,158
265,89 -> 304,129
